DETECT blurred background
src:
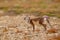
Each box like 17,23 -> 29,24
0,0 -> 60,17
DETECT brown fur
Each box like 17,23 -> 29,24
30,17 -> 47,32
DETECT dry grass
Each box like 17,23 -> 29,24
0,0 -> 60,17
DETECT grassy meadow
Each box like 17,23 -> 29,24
0,0 -> 60,17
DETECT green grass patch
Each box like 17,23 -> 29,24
0,7 -> 8,11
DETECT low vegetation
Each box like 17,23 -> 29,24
0,0 -> 60,17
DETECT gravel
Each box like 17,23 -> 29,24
0,14 -> 60,40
